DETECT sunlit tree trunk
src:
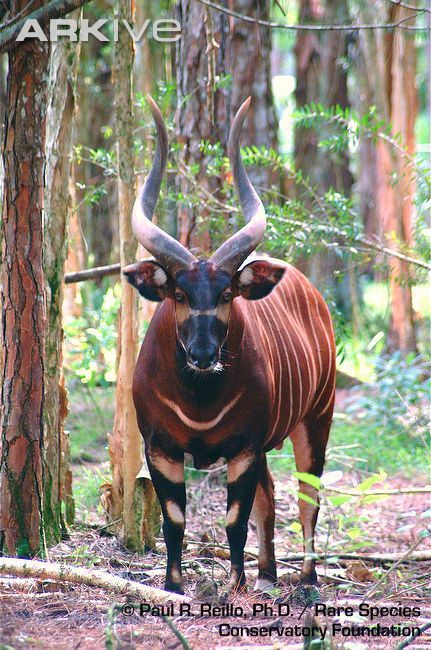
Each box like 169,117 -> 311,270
360,1 -> 418,354
0,6 -> 49,557
63,175 -> 84,321
43,29 -> 80,543
107,0 -> 159,551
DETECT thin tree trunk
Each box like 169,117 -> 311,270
294,0 -> 353,314
107,0 -> 159,551
385,3 -> 417,354
74,32 -> 113,272
360,1 -> 418,354
43,26 -> 80,542
63,175 -> 84,321
0,4 -> 49,557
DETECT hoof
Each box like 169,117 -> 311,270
164,581 -> 184,595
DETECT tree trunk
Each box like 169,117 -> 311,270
0,5 -> 49,557
63,173 -> 84,321
107,0 -> 159,551
359,1 -> 418,354
43,28 -> 80,543
74,26 -> 114,272
175,0 -> 277,254
228,0 -> 277,189
176,0 -> 230,253
294,0 -> 353,314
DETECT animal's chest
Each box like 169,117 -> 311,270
141,385 -> 269,466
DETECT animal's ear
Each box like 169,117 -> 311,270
123,260 -> 170,301
233,259 -> 286,300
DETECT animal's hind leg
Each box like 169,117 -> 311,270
290,416 -> 331,585
252,454 -> 277,591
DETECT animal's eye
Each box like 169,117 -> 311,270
222,290 -> 232,303
175,292 -> 185,303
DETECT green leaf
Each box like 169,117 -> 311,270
293,472 -> 321,489
287,521 -> 302,533
362,494 -> 390,504
356,471 -> 387,492
298,492 -> 319,506
328,495 -> 352,506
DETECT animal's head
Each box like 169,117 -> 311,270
124,96 -> 285,372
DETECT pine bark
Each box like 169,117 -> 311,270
107,0 -> 159,551
43,28 -> 80,542
0,5 -> 49,557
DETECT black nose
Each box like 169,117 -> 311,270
188,345 -> 219,369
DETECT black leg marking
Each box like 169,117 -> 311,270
225,452 -> 261,593
146,449 -> 186,594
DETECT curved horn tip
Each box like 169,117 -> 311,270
235,96 -> 252,121
240,96 -> 252,111
228,97 -> 252,151
146,94 -> 164,121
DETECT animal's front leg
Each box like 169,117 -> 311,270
225,450 -> 261,593
146,446 -> 186,594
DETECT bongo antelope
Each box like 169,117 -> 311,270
124,97 -> 336,595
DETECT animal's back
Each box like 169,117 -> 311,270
239,262 -> 336,451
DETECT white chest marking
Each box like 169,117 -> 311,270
157,390 -> 243,431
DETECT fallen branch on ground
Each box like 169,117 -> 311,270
0,558 -> 190,605
363,538 -> 427,600
185,539 -> 431,563
281,550 -> 431,564
326,486 -> 431,496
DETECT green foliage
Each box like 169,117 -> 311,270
64,285 -> 120,387
346,352 -> 430,439
292,103 -> 431,266
67,386 -> 114,464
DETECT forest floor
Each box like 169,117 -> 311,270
0,388 -> 430,649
